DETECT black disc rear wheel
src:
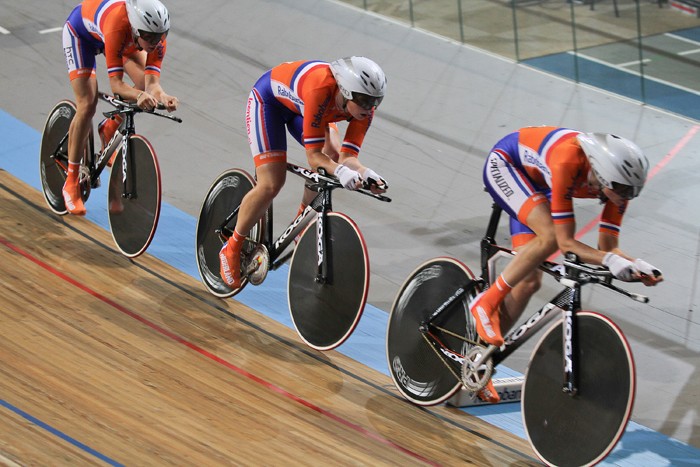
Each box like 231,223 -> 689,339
39,100 -> 93,214
386,257 -> 479,405
195,169 -> 262,297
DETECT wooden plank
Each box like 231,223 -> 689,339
0,170 -> 538,465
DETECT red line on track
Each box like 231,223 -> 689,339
549,126 -> 699,260
0,236 -> 439,466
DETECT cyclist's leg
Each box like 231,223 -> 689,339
220,77 -> 289,287
472,136 -> 554,346
62,14 -> 98,215
500,224 -> 542,332
220,161 -> 286,288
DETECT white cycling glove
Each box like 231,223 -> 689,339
634,258 -> 661,277
334,164 -> 361,190
602,252 -> 638,282
362,168 -> 388,189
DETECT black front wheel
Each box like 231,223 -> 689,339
523,311 -> 636,467
107,135 -> 161,258
288,212 -> 368,351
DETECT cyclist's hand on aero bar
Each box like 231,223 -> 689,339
603,252 -> 639,282
136,91 -> 159,111
634,258 -> 664,286
334,164 -> 362,190
362,168 -> 388,194
160,94 -> 179,112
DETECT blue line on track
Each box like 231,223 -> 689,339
0,398 -> 124,466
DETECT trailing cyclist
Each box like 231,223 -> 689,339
470,126 -> 663,403
219,57 -> 389,289
61,0 -> 179,215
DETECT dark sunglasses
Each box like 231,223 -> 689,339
351,92 -> 382,111
611,182 -> 638,200
139,30 -> 167,45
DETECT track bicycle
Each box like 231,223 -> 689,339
196,163 -> 391,350
386,203 -> 654,466
39,92 -> 182,257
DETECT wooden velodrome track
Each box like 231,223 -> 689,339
0,170 -> 538,465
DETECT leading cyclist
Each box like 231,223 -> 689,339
61,0 -> 179,215
471,126 -> 663,403
219,57 -> 389,289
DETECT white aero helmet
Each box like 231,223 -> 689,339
577,132 -> 649,199
329,56 -> 387,109
126,0 -> 170,38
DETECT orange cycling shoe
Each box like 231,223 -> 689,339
219,240 -> 241,289
62,181 -> 86,216
477,378 -> 501,404
469,291 -> 504,347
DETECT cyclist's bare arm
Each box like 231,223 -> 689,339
556,223 -> 664,286
555,222 -> 608,264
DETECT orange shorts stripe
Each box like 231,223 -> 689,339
253,151 -> 286,167
517,193 -> 548,225
512,232 -> 536,249
69,68 -> 97,81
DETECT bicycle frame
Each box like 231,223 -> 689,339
423,203 -> 648,394
48,93 -> 181,198
216,162 -> 390,284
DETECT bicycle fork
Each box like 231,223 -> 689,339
561,279 -> 582,396
315,189 -> 331,284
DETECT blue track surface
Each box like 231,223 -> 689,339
523,27 -> 700,122
2,109 -> 700,466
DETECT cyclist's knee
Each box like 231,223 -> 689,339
535,230 -> 557,255
255,180 -> 284,200
75,100 -> 97,119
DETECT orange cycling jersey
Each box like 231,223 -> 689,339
69,0 -> 166,79
486,126 -> 626,238
269,61 -> 372,155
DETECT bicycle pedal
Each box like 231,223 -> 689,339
246,245 -> 270,286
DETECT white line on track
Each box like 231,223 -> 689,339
567,51 -> 700,97
39,27 -> 63,34
665,33 -> 700,47
0,26 -> 10,35
617,58 -> 651,67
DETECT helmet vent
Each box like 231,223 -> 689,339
361,71 -> 374,90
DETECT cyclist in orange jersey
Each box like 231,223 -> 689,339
471,126 -> 663,403
61,0 -> 178,215
219,57 -> 389,290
